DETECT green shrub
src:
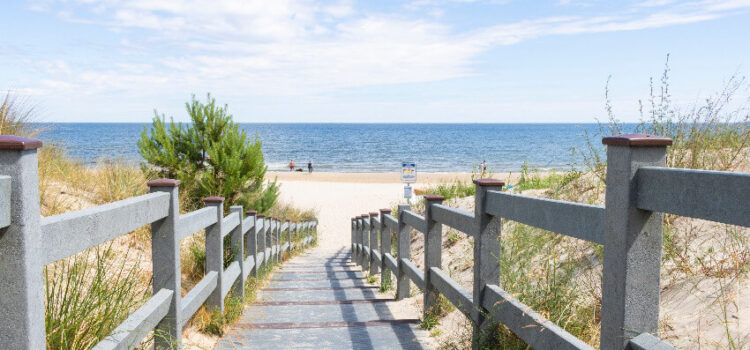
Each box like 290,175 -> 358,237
139,93 -> 278,213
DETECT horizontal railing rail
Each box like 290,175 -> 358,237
429,267 -> 473,319
431,204 -> 474,236
91,288 -> 174,350
636,167 -> 750,226
401,210 -> 426,233
347,133 -> 749,350
177,207 -> 218,239
42,192 -> 171,264
0,135 -> 319,350
485,190 -> 605,245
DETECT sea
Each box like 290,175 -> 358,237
35,123 -> 633,173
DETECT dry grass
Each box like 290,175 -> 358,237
0,91 -> 41,137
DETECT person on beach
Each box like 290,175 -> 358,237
289,160 -> 295,171
308,160 -> 313,173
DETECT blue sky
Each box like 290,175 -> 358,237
1,0 -> 749,123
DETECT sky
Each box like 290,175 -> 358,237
1,0 -> 749,123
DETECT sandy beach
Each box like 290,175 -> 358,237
269,171 -> 521,251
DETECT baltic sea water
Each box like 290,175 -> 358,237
36,123 -> 632,172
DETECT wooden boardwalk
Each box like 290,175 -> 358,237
215,248 -> 432,349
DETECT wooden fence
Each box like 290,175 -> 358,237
0,135 -> 318,349
351,133 -> 750,350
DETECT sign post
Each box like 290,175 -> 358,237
401,162 -> 416,200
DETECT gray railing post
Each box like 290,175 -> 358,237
396,204 -> 411,300
286,219 -> 292,254
257,214 -> 266,269
423,195 -> 444,316
147,179 -> 182,348
276,218 -> 282,262
230,206 -> 245,299
355,216 -> 363,265
472,179 -> 504,348
203,196 -> 225,312
268,217 -> 275,263
601,133 -> 672,349
379,209 -> 392,290
0,136 -> 45,349
351,217 -> 357,263
246,210 -> 258,278
361,214 -> 370,271
369,211 -> 380,275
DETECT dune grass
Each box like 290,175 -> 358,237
44,247 -> 149,349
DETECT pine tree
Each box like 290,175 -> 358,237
138,93 -> 278,213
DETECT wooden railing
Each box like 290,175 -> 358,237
351,133 -> 750,350
0,135 -> 318,349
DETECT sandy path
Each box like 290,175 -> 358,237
276,180 -> 407,251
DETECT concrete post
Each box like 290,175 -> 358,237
472,179 -> 504,349
396,204 -> 411,300
379,209 -> 392,290
257,214 -> 266,269
276,218 -> 282,262
351,217 -> 357,263
601,133 -> 672,350
423,195 -> 444,317
369,211 -> 380,275
246,210 -> 258,278
355,216 -> 362,265
286,219 -> 292,255
268,217 -> 275,263
147,179 -> 182,348
0,136 -> 45,349
361,214 -> 370,271
230,206 -> 245,299
203,196 -> 225,312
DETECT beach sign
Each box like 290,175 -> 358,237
401,162 -> 416,183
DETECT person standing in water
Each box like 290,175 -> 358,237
307,160 -> 313,173
289,160 -> 295,171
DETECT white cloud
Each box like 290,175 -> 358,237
19,0 -> 750,101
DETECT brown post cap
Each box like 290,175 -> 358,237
245,210 -> 257,215
147,178 -> 181,187
202,196 -> 225,203
286,219 -> 291,222
424,194 -> 445,201
361,214 -> 369,217
0,135 -> 43,150
369,212 -> 379,216
380,208 -> 392,213
473,178 -> 505,187
356,216 -> 362,219
602,133 -> 673,147
256,214 -> 266,218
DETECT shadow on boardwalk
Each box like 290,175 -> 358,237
215,247 -> 432,349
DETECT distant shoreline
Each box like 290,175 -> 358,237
266,171 -> 532,184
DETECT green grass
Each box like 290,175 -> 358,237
420,295 -> 455,331
482,222 -> 600,348
45,246 -> 149,349
512,161 -> 582,193
419,180 -> 475,201
446,231 -> 460,247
